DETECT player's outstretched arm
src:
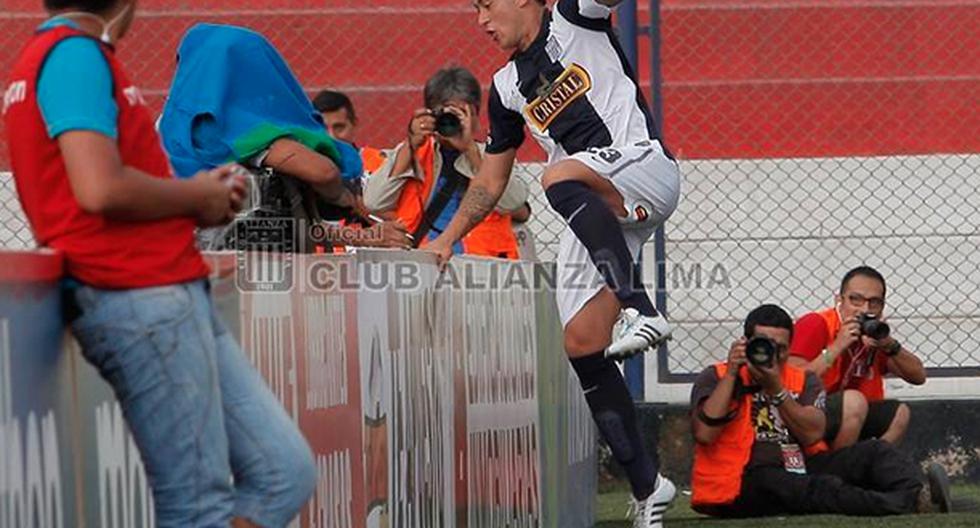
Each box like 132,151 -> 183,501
426,148 -> 517,265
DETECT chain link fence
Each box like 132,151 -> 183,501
656,0 -> 980,376
0,175 -> 31,249
1,1 -> 978,374
0,0 -> 566,253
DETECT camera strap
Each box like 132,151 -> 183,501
411,152 -> 469,248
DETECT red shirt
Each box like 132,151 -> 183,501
790,308 -> 889,401
4,27 -> 208,288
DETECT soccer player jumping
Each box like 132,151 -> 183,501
427,0 -> 681,525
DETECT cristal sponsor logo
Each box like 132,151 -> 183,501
2,81 -> 27,115
524,64 -> 592,132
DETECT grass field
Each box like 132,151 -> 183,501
595,482 -> 980,527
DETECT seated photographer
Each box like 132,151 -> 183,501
789,266 -> 926,450
362,66 -> 529,260
159,24 -> 411,252
691,305 -> 949,518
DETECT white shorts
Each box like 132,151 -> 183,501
555,140 -> 681,327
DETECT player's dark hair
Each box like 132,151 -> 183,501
743,304 -> 794,339
312,90 -> 357,124
840,266 -> 886,297
424,66 -> 481,112
44,0 -> 118,13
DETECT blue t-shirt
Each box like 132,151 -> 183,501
430,149 -> 466,255
35,18 -> 118,140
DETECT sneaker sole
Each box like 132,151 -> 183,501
605,334 -> 674,360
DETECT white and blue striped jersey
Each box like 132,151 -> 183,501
486,0 -> 668,163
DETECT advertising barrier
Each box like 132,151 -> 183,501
0,249 -> 595,528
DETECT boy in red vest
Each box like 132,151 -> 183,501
3,1 -> 315,525
690,305 -> 949,518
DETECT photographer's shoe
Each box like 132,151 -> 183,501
606,308 -> 673,360
927,462 -> 953,513
627,474 -> 676,528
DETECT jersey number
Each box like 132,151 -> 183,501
589,147 -> 622,164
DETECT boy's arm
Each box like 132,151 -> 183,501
59,130 -> 243,226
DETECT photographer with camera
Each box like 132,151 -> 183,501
362,66 -> 530,259
690,305 -> 949,518
789,266 -> 926,450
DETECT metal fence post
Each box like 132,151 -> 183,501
647,0 -> 672,388
616,0 -> 646,400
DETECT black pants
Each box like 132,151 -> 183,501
705,440 -> 922,518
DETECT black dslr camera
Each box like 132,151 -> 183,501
857,313 -> 890,340
434,109 -> 463,137
745,336 -> 778,368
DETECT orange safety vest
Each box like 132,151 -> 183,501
393,138 -> 519,259
691,363 -> 828,508
324,147 -> 386,255
361,146 -> 386,174
817,307 -> 886,400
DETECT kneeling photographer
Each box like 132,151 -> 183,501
790,266 -> 926,449
690,305 -> 950,518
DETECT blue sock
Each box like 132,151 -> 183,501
571,351 -> 659,500
546,180 -> 657,316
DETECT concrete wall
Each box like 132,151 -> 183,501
640,400 -> 980,489
0,249 -> 595,528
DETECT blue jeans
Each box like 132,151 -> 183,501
71,280 -> 316,527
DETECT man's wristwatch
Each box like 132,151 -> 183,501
885,340 -> 902,357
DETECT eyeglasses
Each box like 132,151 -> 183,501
845,293 -> 885,310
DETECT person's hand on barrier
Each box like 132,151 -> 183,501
374,219 -> 413,250
192,164 -> 246,227
424,236 -> 454,271
436,103 -> 475,153
408,108 -> 435,150
726,338 -> 748,378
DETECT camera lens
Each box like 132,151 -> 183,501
745,337 -> 776,368
434,111 -> 462,137
859,316 -> 890,340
